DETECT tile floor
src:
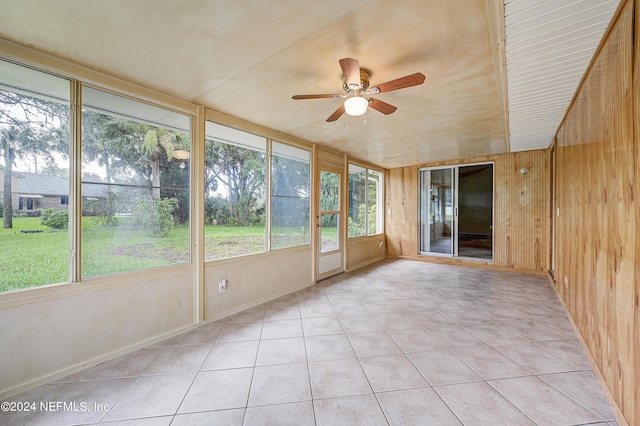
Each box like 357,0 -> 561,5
1,259 -> 618,425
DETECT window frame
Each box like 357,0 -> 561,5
79,84 -> 194,280
203,120 -> 312,263
0,57 -> 197,296
347,163 -> 384,238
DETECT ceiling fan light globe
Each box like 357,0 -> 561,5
344,96 -> 368,116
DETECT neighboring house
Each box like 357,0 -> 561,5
0,169 -> 108,216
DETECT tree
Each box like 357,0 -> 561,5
205,140 -> 265,225
0,90 -> 68,228
102,117 -> 188,199
271,154 -> 310,229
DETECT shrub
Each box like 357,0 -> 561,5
85,192 -> 118,226
205,196 -> 230,225
132,197 -> 179,237
39,208 -> 69,230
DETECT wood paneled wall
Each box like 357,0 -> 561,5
554,0 -> 637,423
385,150 -> 549,272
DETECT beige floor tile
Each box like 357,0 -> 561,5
391,298 -> 431,312
362,300 -> 403,315
439,308 -> 493,326
428,323 -> 486,348
103,373 -> 195,422
24,378 -> 133,425
407,350 -> 482,386
201,340 -> 259,370
346,331 -> 402,357
304,334 -> 356,362
144,344 -> 210,375
301,317 -> 344,336
178,369 -> 253,413
379,289 -> 415,300
496,319 -> 565,342
353,290 -> 389,302
489,376 -> 602,425
0,383 -> 70,426
451,345 -> 531,380
83,348 -> 162,380
101,417 -> 173,425
372,312 -> 421,330
337,314 -> 384,333
299,303 -> 336,318
217,321 -> 263,342
359,354 -> 428,392
9,259 -> 616,426
172,409 -> 244,425
248,364 -> 311,406
434,381 -> 536,425
494,341 -> 580,375
534,339 -> 593,369
376,388 -> 462,426
313,394 -> 388,426
260,319 -> 303,339
266,293 -> 300,307
169,322 -> 223,345
256,337 -> 307,366
308,358 -> 372,399
330,300 -> 370,316
244,401 -> 315,426
265,305 -> 301,321
226,306 -> 266,323
541,371 -> 616,421
466,323 -> 529,346
387,328 -> 445,353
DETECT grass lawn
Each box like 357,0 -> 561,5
0,218 -> 69,292
1,218 -> 311,293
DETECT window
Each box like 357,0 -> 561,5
204,122 -> 311,260
271,141 -> 310,249
81,86 -> 191,278
367,169 -> 383,235
0,59 -> 70,292
60,195 -> 69,205
205,121 -> 266,260
348,164 -> 384,237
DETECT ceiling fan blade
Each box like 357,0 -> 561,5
292,94 -> 340,100
339,58 -> 361,88
370,72 -> 426,94
368,98 -> 397,115
326,104 -> 345,122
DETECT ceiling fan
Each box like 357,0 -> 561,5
292,58 -> 426,122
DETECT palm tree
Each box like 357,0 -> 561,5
103,117 -> 188,199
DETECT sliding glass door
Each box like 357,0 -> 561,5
419,168 -> 454,255
419,163 -> 493,260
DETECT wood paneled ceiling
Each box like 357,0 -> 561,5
0,0 -> 619,168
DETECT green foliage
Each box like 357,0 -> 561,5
39,208 -> 69,230
205,139 -> 266,226
85,191 -> 118,226
205,196 -> 230,224
132,197 -> 179,237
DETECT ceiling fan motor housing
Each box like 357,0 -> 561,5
343,68 -> 370,93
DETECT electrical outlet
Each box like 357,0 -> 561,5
219,279 -> 227,293
563,276 -> 568,288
